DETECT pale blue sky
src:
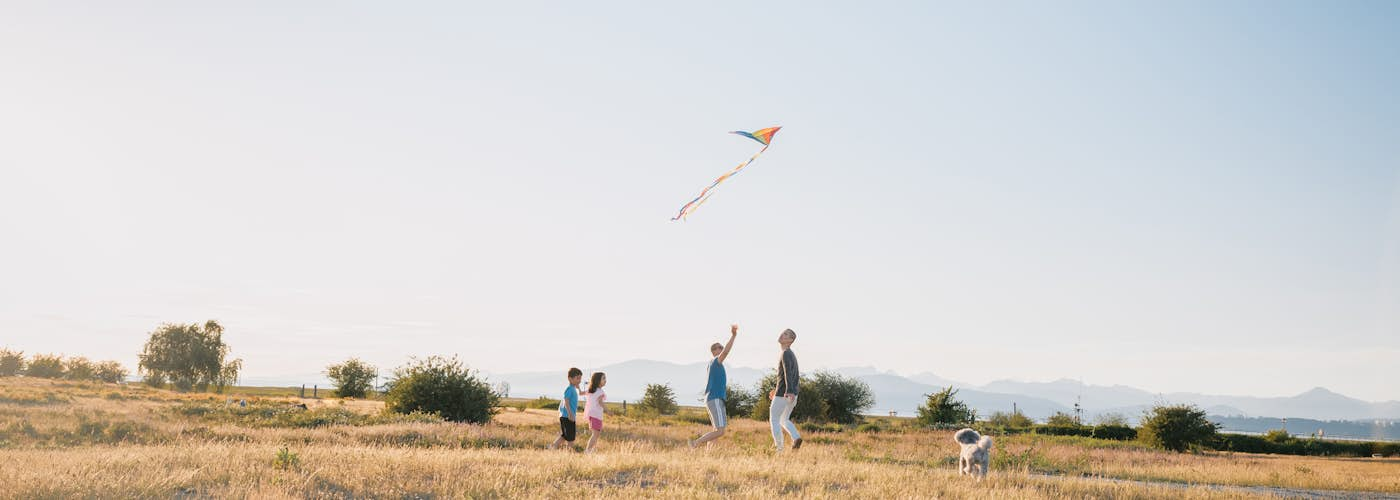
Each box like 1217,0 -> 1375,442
2,2 -> 1397,400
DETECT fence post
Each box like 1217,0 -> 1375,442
314,385 -> 318,398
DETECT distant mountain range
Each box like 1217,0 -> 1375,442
488,359 -> 1400,423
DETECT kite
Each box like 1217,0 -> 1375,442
671,126 -> 781,221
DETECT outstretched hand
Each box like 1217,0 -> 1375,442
730,324 -> 738,336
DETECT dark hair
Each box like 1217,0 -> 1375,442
567,367 -> 583,378
588,372 -> 606,394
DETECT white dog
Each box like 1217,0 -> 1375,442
954,428 -> 993,478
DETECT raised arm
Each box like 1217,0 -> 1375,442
717,324 -> 738,364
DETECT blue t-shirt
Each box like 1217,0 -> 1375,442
559,385 -> 579,418
704,357 -> 727,401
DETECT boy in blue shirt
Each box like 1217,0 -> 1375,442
549,367 -> 584,450
690,324 -> 738,448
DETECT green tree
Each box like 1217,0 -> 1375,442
809,371 -> 876,424
25,354 -> 65,379
915,386 -> 976,426
384,355 -> 499,424
93,361 -> 129,384
750,372 -> 826,422
64,356 -> 96,381
0,349 -> 24,376
326,358 -> 377,398
986,410 -> 1034,428
1139,403 -> 1218,452
138,320 -> 242,392
724,385 -> 757,419
638,383 -> 679,415
1046,411 -> 1079,426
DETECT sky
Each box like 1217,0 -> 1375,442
2,2 -> 1397,401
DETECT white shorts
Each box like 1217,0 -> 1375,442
705,398 -> 727,428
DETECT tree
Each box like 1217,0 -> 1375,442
384,355 -> 499,424
64,356 -> 96,381
0,349 -> 23,376
809,371 -> 876,424
25,354 -> 65,379
751,372 -> 826,422
93,361 -> 129,384
1094,412 -> 1129,426
138,320 -> 242,392
915,386 -> 976,426
326,358 -> 377,398
638,383 -> 679,415
724,385 -> 757,419
1139,403 -> 1218,452
1046,411 -> 1079,426
986,410 -> 1034,428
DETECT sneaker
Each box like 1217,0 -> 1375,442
792,438 -> 803,450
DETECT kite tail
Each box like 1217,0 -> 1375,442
671,145 -> 769,221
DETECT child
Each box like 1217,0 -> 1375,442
690,324 -> 738,448
548,367 -> 583,450
582,372 -> 607,453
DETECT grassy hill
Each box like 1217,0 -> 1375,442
2,377 -> 1398,498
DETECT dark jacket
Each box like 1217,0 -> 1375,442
774,349 -> 799,396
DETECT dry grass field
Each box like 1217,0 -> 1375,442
2,377 -> 1398,499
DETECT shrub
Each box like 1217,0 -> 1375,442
0,349 -> 23,376
857,422 -> 884,433
986,410 -> 1035,428
529,396 -> 561,409
138,320 -> 242,392
326,358 -> 377,398
93,361 -> 129,384
64,357 -> 96,381
384,356 -> 499,424
1092,424 -> 1138,441
1263,428 -> 1292,443
1034,425 -> 1093,437
809,371 -> 875,424
25,354 -> 65,379
724,385 -> 757,419
638,383 -> 679,415
751,372 -> 825,422
915,387 -> 976,426
1139,403 -> 1218,452
1094,413 -> 1129,426
273,447 -> 300,470
1045,411 -> 1079,426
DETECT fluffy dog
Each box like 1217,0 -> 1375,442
954,428 -> 993,478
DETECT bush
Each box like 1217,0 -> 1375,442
0,349 -> 23,376
1034,425 -> 1093,437
93,361 -> 129,384
1092,424 -> 1138,441
529,396 -> 561,409
915,387 -> 976,426
638,383 -> 679,415
138,320 -> 242,392
1094,413 -> 1129,426
1139,403 -> 1218,452
384,356 -> 499,424
326,358 -> 377,398
986,410 -> 1035,428
1045,411 -> 1079,426
1210,432 -> 1400,457
25,354 -> 65,379
751,372 -> 825,422
724,385 -> 757,419
809,371 -> 875,424
64,357 -> 96,381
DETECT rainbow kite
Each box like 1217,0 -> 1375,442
671,126 -> 781,221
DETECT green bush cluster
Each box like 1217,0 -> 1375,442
384,355 -> 499,424
1212,432 -> 1400,457
1,352 -> 128,383
750,370 -> 873,424
174,400 -> 441,428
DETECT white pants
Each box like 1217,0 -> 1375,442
769,395 -> 800,450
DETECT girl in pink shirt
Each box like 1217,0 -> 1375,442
582,372 -> 607,453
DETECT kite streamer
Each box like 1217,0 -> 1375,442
671,126 -> 781,221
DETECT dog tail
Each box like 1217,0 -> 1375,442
954,428 -> 981,445
978,435 -> 993,451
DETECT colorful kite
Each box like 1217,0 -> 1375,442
671,126 -> 781,221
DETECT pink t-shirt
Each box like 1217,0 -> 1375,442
584,388 -> 606,420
